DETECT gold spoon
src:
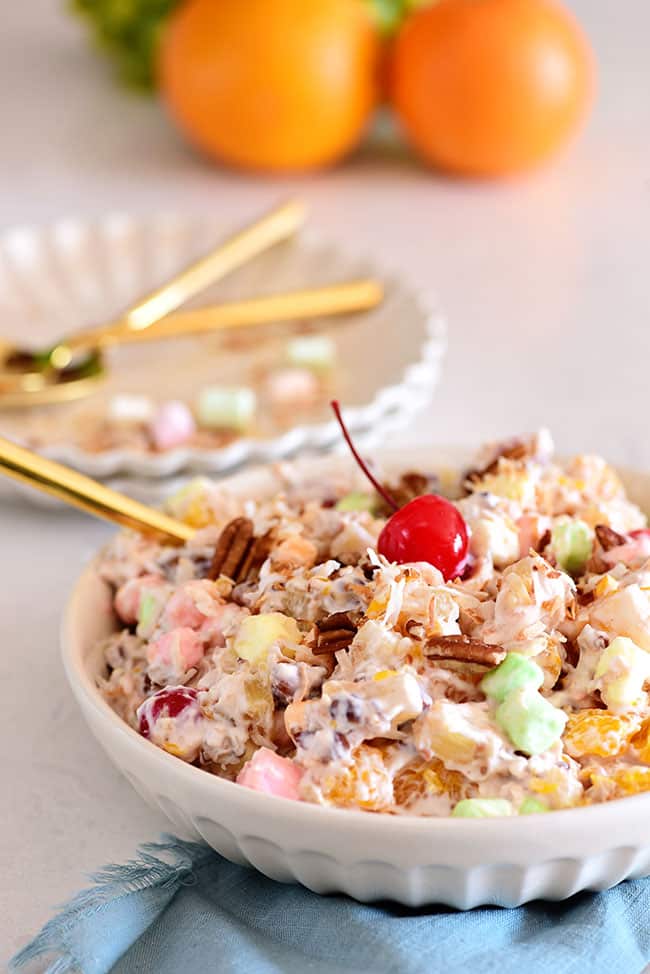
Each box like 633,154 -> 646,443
0,199 -> 306,391
0,435 -> 193,543
0,279 -> 383,408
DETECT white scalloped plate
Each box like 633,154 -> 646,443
0,215 -> 446,504
61,449 -> 650,908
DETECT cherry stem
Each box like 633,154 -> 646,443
330,400 -> 399,512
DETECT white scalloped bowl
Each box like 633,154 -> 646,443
61,450 -> 650,908
0,215 -> 445,504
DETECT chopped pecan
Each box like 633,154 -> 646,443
424,634 -> 506,668
405,618 -> 426,639
564,638 -> 580,668
465,439 -> 529,484
207,517 -> 271,583
376,471 -> 432,516
311,612 -> 357,655
595,524 -> 627,551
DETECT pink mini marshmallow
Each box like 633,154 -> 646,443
149,401 -> 196,451
163,588 -> 208,630
199,603 -> 249,648
114,574 -> 164,625
236,747 -> 303,801
146,627 -> 204,671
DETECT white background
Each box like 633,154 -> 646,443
2,0 -> 650,965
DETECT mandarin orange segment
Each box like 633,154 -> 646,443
587,766 -> 650,800
320,745 -> 393,810
393,757 -> 465,807
563,709 -> 641,759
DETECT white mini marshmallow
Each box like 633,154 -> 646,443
107,394 -> 155,425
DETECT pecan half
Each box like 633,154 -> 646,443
376,471 -> 432,516
595,524 -> 627,551
207,517 -> 271,583
311,612 -> 357,655
424,634 -> 506,668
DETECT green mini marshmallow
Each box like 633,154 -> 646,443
286,335 -> 335,373
137,591 -> 162,638
480,653 -> 544,703
496,686 -> 567,756
519,797 -> 548,815
197,386 -> 256,432
335,491 -> 375,513
452,799 -> 514,819
551,518 -> 592,575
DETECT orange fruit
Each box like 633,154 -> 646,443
390,0 -> 595,177
159,0 -> 381,173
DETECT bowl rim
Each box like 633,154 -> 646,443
60,448 -> 650,840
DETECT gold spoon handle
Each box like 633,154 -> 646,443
51,200 -> 305,366
0,436 -> 193,544
81,280 -> 383,351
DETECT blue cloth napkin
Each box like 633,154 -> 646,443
11,835 -> 650,974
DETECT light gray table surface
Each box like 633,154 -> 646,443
2,0 -> 650,966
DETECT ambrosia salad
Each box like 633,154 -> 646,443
97,426 -> 650,818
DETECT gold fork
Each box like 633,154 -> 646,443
0,199 -> 306,399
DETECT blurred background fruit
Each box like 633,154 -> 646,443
71,0 -> 409,89
390,0 -> 594,176
71,0 -> 179,89
71,0 -> 594,178
159,0 -> 382,172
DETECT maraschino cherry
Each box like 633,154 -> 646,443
331,401 -> 469,581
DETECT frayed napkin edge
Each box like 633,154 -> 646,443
10,835 -> 213,974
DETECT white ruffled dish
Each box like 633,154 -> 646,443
0,215 -> 445,504
61,449 -> 650,909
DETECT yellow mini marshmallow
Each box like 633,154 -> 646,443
478,470 -> 534,506
233,613 -> 301,667
594,636 -> 650,712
